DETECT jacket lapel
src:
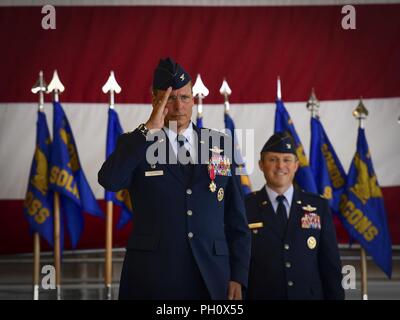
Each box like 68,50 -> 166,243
159,129 -> 186,186
285,187 -> 303,240
191,124 -> 208,185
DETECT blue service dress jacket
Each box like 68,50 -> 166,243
245,186 -> 344,300
98,124 -> 251,299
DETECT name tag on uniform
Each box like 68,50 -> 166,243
145,170 -> 164,177
248,222 -> 263,229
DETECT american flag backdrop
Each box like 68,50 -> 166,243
0,0 -> 399,254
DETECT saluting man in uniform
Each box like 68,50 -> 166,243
245,132 -> 344,300
98,57 -> 251,300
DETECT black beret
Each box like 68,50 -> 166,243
261,131 -> 296,155
152,57 -> 191,90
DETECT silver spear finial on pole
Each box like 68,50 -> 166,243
102,71 -> 122,109
277,76 -> 282,100
306,88 -> 320,118
193,74 -> 209,117
219,78 -> 232,113
47,70 -> 65,102
31,71 -> 47,112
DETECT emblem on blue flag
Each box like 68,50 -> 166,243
310,117 -> 347,213
23,111 -> 54,247
49,102 -> 104,248
339,128 -> 392,277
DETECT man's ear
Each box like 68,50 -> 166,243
294,158 -> 300,172
258,159 -> 263,172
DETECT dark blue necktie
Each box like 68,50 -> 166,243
276,195 -> 288,232
177,135 -> 194,181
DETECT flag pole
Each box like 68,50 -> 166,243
47,70 -> 65,300
31,70 -> 48,300
193,74 -> 209,124
102,71 -> 121,300
33,233 -> 40,300
306,88 -> 319,119
353,97 -> 369,300
220,78 -> 232,114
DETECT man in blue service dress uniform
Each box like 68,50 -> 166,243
245,132 -> 344,300
98,57 -> 251,300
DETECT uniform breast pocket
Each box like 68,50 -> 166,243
215,175 -> 229,188
248,222 -> 264,236
141,162 -> 169,184
302,229 -> 321,251
142,161 -> 164,175
144,170 -> 164,177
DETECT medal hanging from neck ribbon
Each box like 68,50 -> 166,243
208,163 -> 217,192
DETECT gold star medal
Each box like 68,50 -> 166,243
209,181 -> 217,192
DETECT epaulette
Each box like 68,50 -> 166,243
204,127 -> 227,136
245,190 -> 258,200
301,189 -> 327,201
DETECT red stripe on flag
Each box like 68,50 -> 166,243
0,200 -> 132,255
1,186 -> 399,254
0,5 -> 400,103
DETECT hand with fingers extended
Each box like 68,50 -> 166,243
145,87 -> 172,131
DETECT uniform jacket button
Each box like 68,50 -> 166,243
188,232 -> 194,239
186,189 -> 192,195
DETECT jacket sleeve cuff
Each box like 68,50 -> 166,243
230,263 -> 249,288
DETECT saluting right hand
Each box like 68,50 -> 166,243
145,87 -> 172,130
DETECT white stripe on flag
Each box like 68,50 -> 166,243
0,97 -> 399,199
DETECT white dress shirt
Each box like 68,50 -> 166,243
163,122 -> 197,162
265,184 -> 294,219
